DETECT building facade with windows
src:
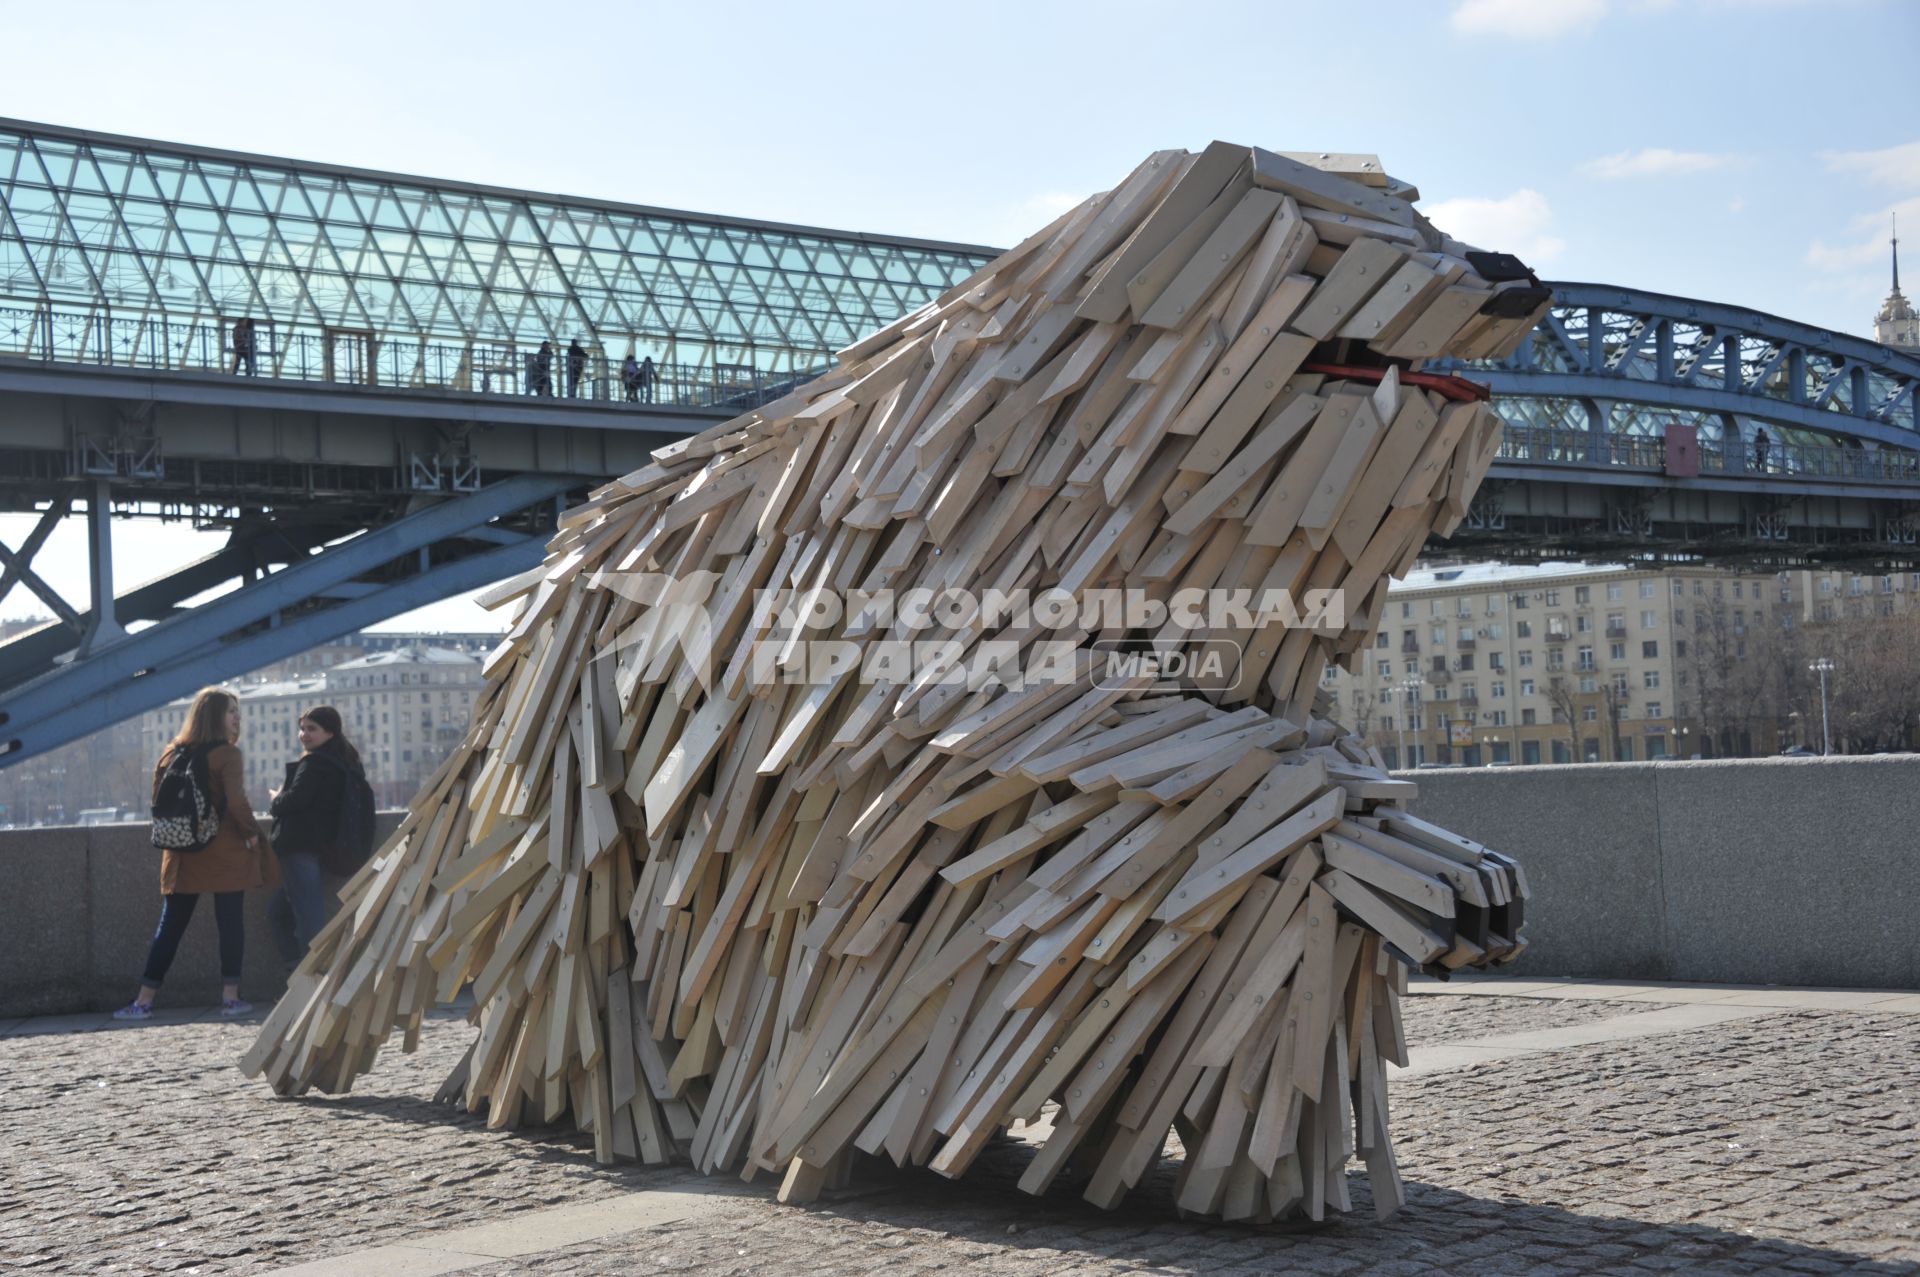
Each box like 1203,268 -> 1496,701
1319,562 -> 1920,766
139,645 -> 484,808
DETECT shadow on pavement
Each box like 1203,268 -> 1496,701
297,1092 -> 1917,1276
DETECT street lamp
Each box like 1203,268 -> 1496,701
1809,658 -> 1835,756
1397,675 -> 1424,769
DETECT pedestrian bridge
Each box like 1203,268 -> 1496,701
1,117 -> 1917,768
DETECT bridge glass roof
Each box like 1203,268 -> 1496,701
0,121 -> 997,382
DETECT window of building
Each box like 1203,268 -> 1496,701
1644,670 -> 1660,689
1487,595 -> 1503,613
1430,599 -> 1443,617
1488,710 -> 1508,726
1575,586 -> 1591,604
1377,660 -> 1391,678
1457,600 -> 1472,619
1408,714 -> 1423,731
1516,620 -> 1532,639
1576,646 -> 1594,671
1694,581 -> 1705,597
1580,676 -> 1597,694
1520,679 -> 1535,696
1513,594 -> 1528,609
1461,681 -> 1477,700
1522,708 -> 1537,727
1489,653 -> 1505,671
1521,739 -> 1541,763
1609,642 -> 1625,661
1487,622 -> 1504,640
1404,659 -> 1419,676
1401,601 -> 1412,618
1606,582 -> 1622,602
1381,714 -> 1395,732
1616,739 -> 1635,761
1606,611 -> 1624,632
1640,610 -> 1657,629
1432,655 -> 1447,673
1457,625 -> 1473,644
1376,632 -> 1389,648
1642,641 -> 1658,659
1583,738 -> 1601,762
1459,653 -> 1474,671
1431,626 -> 1445,645
1576,614 -> 1592,633
1733,582 -> 1744,599
1491,681 -> 1506,698
1645,701 -> 1662,719
1639,580 -> 1656,599
1546,649 -> 1564,670
1544,589 -> 1560,606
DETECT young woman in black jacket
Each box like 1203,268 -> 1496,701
266,705 -> 363,971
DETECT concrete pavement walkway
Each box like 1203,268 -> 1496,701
3,976 -> 1915,1276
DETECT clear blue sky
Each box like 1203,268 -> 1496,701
2,0 -> 1914,631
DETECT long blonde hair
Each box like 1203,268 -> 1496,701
165,686 -> 239,763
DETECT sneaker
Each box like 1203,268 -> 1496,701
111,1002 -> 153,1020
220,999 -> 254,1018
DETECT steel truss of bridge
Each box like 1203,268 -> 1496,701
1430,281 -> 1920,565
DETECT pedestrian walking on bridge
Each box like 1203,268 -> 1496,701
566,338 -> 589,398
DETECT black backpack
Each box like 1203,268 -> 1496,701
316,753 -> 378,877
151,746 -> 222,852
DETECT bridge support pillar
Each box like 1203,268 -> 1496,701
77,481 -> 127,658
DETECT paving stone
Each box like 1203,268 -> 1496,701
2,1001 -> 1918,1275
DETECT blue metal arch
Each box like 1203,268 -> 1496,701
1433,281 -> 1920,448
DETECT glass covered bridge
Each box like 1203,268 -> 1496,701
0,118 -> 996,406
0,118 -> 995,767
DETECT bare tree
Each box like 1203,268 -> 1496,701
1545,676 -> 1582,762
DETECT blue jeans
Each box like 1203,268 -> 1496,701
141,892 -> 244,986
268,852 -> 336,971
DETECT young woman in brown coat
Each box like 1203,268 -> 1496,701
113,687 -> 279,1019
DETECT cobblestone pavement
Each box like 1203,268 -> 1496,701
1,1000 -> 1915,1276
1399,993 -> 1661,1046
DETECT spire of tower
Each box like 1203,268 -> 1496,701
1894,213 -> 1901,294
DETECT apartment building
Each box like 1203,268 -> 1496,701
1324,561 -> 1800,766
140,645 -> 485,808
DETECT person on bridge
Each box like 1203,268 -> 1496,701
638,354 -> 657,404
621,351 -> 641,402
265,706 -> 367,973
531,341 -> 554,396
1754,427 -> 1771,474
230,317 -> 258,377
114,687 -> 279,1020
566,338 -> 588,398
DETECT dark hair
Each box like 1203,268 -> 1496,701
301,705 -> 361,767
166,686 -> 238,763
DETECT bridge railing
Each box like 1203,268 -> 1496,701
0,301 -> 827,415
1497,425 -> 1920,485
